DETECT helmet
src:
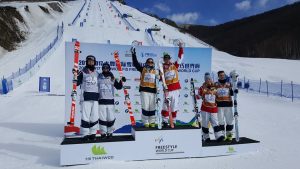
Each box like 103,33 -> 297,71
86,55 -> 96,66
102,62 -> 111,71
163,52 -> 171,59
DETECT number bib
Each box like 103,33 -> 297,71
143,73 -> 155,83
165,70 -> 176,81
205,94 -> 216,104
217,88 -> 229,97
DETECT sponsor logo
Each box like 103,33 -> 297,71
134,109 -> 140,113
115,109 -> 120,113
227,146 -> 236,153
115,101 -> 119,105
183,109 -> 189,113
85,145 -> 114,161
125,53 -> 132,57
134,78 -> 140,82
154,136 -> 184,154
183,102 -> 189,105
134,101 -> 141,105
184,87 -> 189,91
185,79 -> 189,83
141,52 -> 157,58
184,94 -> 189,98
115,93 -> 121,97
134,94 -> 141,97
124,86 -> 131,89
92,145 -> 107,155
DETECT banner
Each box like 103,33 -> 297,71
65,42 -> 212,133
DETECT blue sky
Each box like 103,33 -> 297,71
126,0 -> 300,25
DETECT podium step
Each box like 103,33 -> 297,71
62,135 -> 135,145
203,137 -> 260,147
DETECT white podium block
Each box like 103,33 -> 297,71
60,126 -> 259,166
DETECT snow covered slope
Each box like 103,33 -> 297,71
0,0 -> 84,78
0,0 -> 299,169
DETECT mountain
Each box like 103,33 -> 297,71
180,2 -> 300,60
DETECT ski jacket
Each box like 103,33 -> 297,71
132,52 -> 157,94
162,47 -> 184,91
198,83 -> 218,113
214,81 -> 233,107
98,72 -> 123,105
77,67 -> 99,101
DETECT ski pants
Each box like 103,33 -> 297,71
217,107 -> 234,136
80,101 -> 99,136
161,90 -> 180,123
140,91 -> 156,125
98,104 -> 115,134
201,111 -> 224,140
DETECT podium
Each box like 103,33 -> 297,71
60,126 -> 259,166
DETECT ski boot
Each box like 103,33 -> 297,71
225,133 -> 233,142
100,133 -> 107,139
162,121 -> 169,128
89,134 -> 97,141
83,135 -> 90,142
204,138 -> 211,143
106,133 -> 113,139
216,135 -> 225,142
150,123 -> 156,128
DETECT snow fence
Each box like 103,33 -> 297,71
0,23 -> 64,94
211,72 -> 300,102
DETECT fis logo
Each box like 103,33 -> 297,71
183,101 -> 189,105
91,145 -> 107,155
155,136 -> 164,144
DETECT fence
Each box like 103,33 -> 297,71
110,1 -> 138,31
69,0 -> 87,26
211,72 -> 300,102
0,22 -> 64,95
145,28 -> 158,46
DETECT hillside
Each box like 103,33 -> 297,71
180,2 -> 300,60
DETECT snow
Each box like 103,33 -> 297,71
0,0 -> 300,168
213,50 -> 300,83
0,0 -> 85,78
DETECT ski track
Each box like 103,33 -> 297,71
0,0 -> 300,169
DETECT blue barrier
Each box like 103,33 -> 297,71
39,77 -> 50,92
145,28 -> 158,46
211,72 -> 300,101
110,2 -> 138,31
1,79 -> 8,94
70,0 -> 87,26
0,22 -> 64,95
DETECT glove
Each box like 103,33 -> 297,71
234,89 -> 239,94
72,68 -> 79,74
121,76 -> 126,82
130,47 -> 136,55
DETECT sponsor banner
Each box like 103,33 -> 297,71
65,42 -> 212,133
61,128 -> 203,165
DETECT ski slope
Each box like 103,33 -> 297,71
0,0 -> 300,169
